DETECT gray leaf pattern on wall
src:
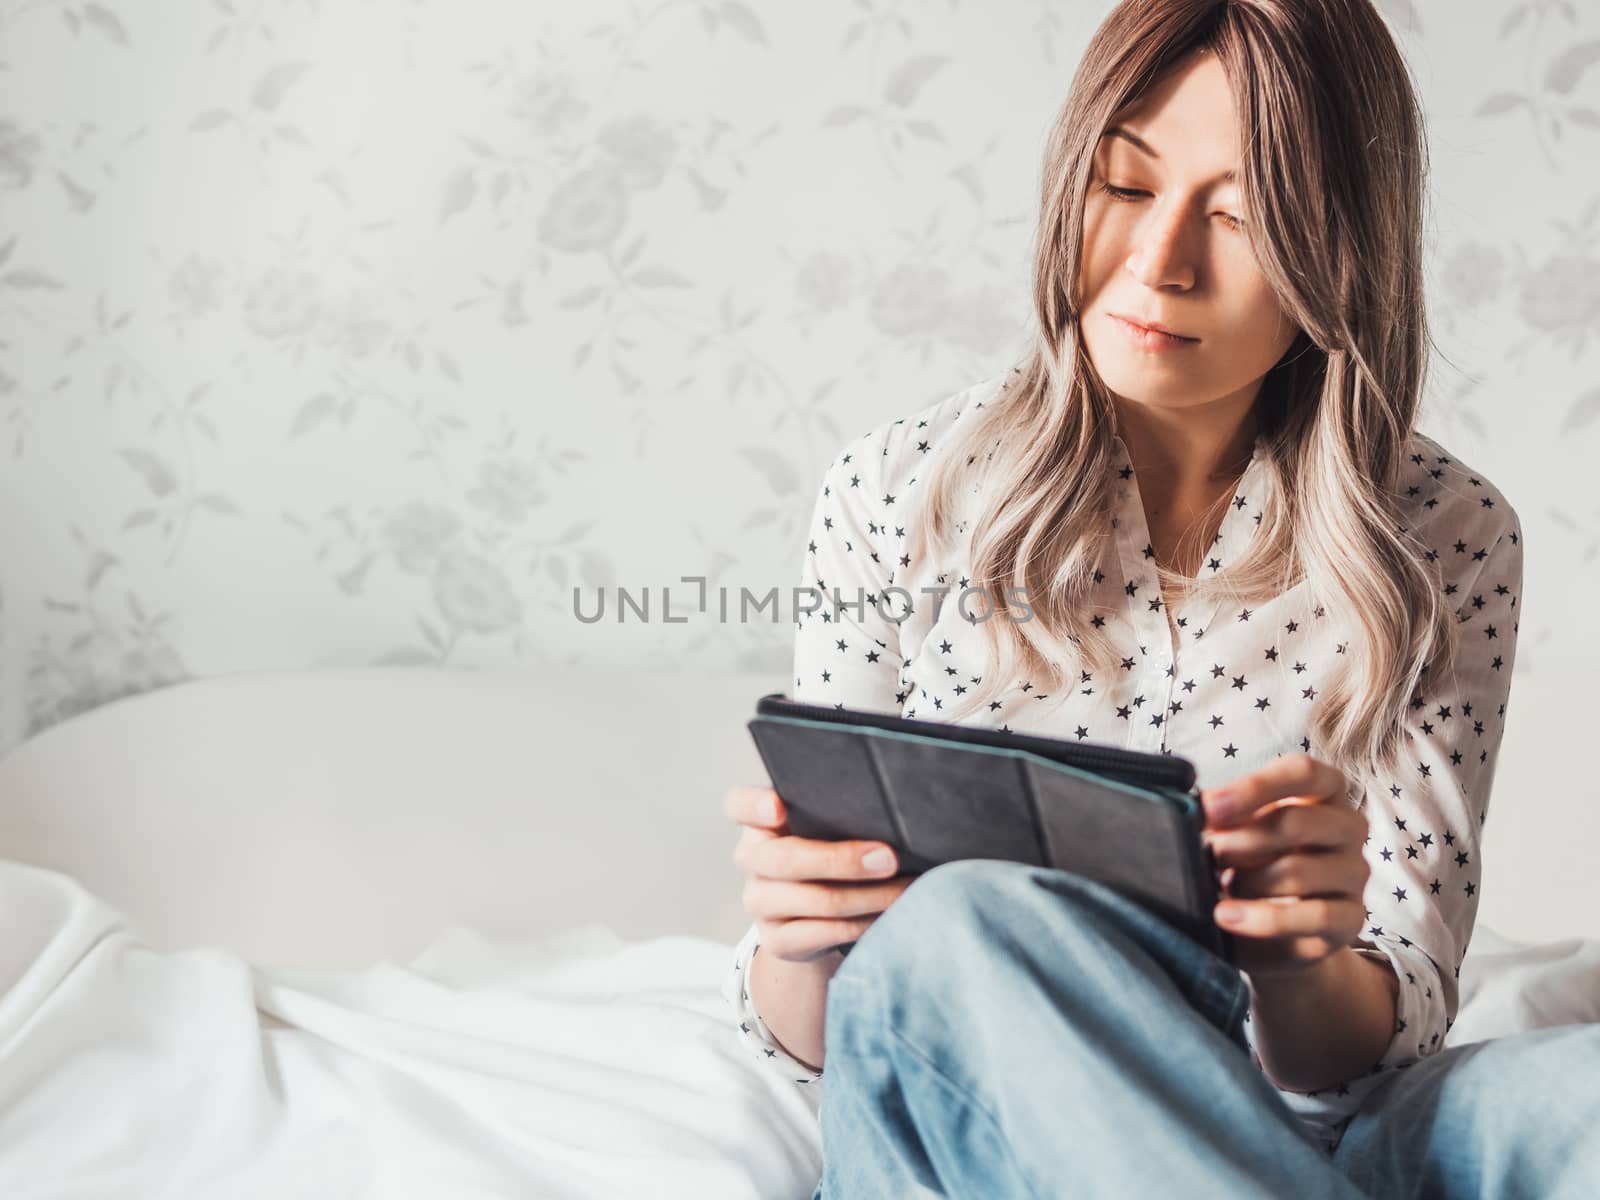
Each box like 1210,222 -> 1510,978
1475,3 -> 1600,162
0,0 -> 1595,751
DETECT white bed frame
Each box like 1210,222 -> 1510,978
0,665 -> 1591,971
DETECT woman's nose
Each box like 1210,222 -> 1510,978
1124,203 -> 1197,291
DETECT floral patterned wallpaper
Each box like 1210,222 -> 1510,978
0,0 -> 1596,754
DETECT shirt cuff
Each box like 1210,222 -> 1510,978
720,922 -> 826,1085
1353,932 -> 1452,1066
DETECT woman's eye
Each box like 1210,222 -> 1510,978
1097,181 -> 1243,230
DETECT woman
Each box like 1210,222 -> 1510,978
723,0 -> 1597,1195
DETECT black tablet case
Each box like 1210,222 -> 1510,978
747,693 -> 1232,962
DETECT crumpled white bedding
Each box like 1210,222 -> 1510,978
2,858 -> 1596,1200
0,861 -> 823,1200
1450,925 -> 1600,1047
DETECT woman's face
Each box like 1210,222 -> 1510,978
1078,51 -> 1300,417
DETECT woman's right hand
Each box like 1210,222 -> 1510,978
724,784 -> 914,965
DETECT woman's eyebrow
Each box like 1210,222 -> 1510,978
1102,125 -> 1237,185
1105,125 -> 1161,158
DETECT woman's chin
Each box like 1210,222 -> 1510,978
1087,351 -> 1203,402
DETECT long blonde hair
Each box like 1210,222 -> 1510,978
910,0 -> 1452,785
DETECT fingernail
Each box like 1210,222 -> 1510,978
863,848 -> 896,873
1216,902 -> 1245,924
1206,788 -> 1241,821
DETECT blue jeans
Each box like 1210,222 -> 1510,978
809,859 -> 1600,1199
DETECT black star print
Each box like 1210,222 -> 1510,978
773,411 -> 1524,1088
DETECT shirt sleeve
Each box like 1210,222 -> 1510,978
790,424 -> 912,712
1347,509 -> 1525,1075
720,423 -> 912,1083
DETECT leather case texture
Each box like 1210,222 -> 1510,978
748,693 -> 1232,961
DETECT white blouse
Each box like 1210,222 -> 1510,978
721,369 -> 1524,1149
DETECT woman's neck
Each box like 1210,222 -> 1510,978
1112,394 -> 1259,507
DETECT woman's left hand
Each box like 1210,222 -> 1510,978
1200,752 -> 1371,979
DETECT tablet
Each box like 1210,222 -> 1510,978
747,693 -> 1232,962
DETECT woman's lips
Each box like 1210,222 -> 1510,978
1110,313 -> 1199,351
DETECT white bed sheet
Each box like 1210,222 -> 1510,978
2,857 -> 1596,1200
1451,926 -> 1600,1047
0,861 -> 823,1200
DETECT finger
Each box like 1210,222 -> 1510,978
1206,808 -> 1343,868
1206,802 -> 1363,868
759,915 -> 878,962
747,834 -> 900,882
1214,895 -> 1365,941
730,822 -> 784,874
1201,753 -> 1349,830
743,875 -> 912,922
1223,852 -> 1369,901
724,785 -> 787,830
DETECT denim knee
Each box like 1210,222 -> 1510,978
833,860 -> 1002,984
1335,1023 -> 1600,1195
833,858 -> 1083,991
832,856 -> 1233,1012
1467,1023 -> 1600,1118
